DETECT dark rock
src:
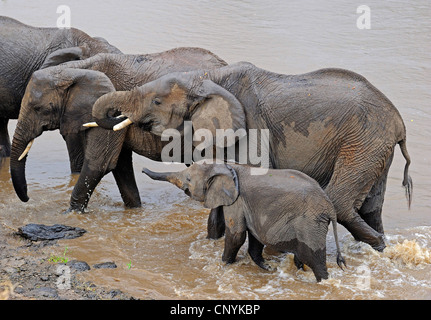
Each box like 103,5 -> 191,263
67,260 -> 91,272
109,289 -> 121,298
14,286 -> 25,294
17,224 -> 86,241
29,287 -> 58,299
93,262 -> 117,269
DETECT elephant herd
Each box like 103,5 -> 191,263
1,17 -> 413,282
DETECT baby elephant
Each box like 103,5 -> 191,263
143,163 -> 346,282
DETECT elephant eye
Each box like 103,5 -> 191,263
33,105 -> 42,112
152,98 -> 162,106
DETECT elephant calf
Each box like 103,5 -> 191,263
143,163 -> 346,282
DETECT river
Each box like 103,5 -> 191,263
0,0 -> 430,299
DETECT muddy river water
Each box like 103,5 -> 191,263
1,0 -> 430,299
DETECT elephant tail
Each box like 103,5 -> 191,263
331,215 -> 346,271
399,139 -> 413,209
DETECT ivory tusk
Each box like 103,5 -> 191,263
18,139 -> 34,161
83,116 -> 125,128
82,122 -> 99,128
113,118 -> 133,131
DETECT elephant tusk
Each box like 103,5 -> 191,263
18,139 -> 34,161
82,122 -> 99,128
113,118 -> 133,131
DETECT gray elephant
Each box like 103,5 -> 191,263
92,62 -> 413,251
10,48 -> 227,212
0,16 -> 121,161
143,163 -> 346,282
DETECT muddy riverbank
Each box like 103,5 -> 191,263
0,223 -> 138,300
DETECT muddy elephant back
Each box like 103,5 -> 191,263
158,47 -> 227,69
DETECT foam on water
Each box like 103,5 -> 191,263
384,239 -> 431,268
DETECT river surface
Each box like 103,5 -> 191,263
1,0 -> 430,299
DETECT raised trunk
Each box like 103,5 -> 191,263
142,168 -> 183,188
142,168 -> 172,181
92,90 -> 136,129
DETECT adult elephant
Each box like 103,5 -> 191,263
10,48 -> 227,212
0,16 -> 121,161
92,62 -> 413,251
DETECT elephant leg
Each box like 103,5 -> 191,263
325,148 -> 391,252
222,226 -> 246,264
68,162 -> 105,212
63,132 -> 86,173
295,242 -> 328,282
358,151 -> 394,234
67,128 -> 126,212
111,148 -> 141,208
207,206 -> 225,239
247,231 -> 268,270
0,118 -> 10,158
305,257 -> 328,283
222,205 -> 247,264
328,188 -> 385,251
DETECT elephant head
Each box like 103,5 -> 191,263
142,163 -> 239,209
92,72 -> 246,148
10,67 -> 115,202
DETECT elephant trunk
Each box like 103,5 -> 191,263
142,168 -> 184,189
92,91 -> 136,130
10,120 -> 36,202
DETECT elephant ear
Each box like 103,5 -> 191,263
40,46 -> 87,69
191,80 -> 246,148
204,164 -> 239,209
59,68 -> 115,136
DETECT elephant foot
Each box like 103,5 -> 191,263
342,215 -> 387,252
253,259 -> 274,272
313,269 -> 329,283
248,248 -> 273,271
123,199 -> 142,209
371,239 -> 386,252
247,231 -> 273,270
294,255 -> 304,270
351,230 -> 386,252
62,206 -> 87,215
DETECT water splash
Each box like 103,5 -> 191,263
384,239 -> 431,268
